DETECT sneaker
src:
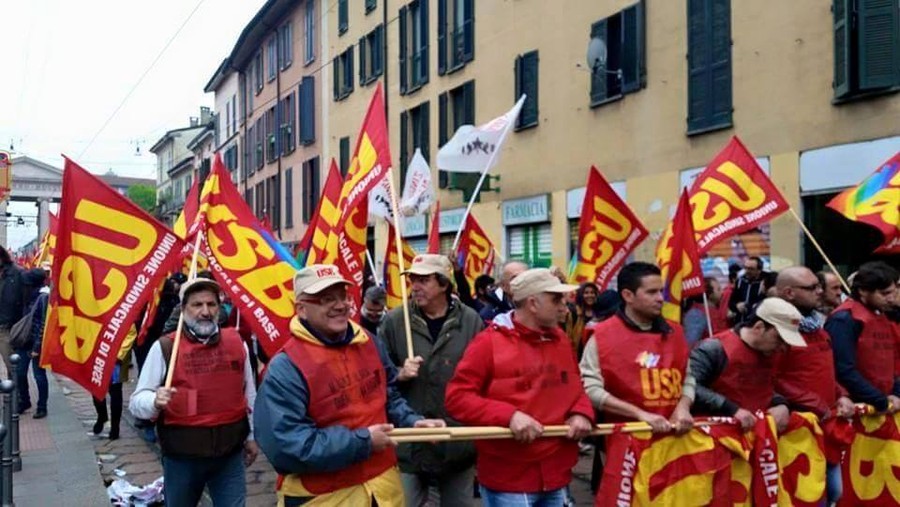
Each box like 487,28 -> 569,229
33,410 -> 47,419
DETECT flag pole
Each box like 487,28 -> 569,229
701,293 -> 715,339
366,247 -> 382,286
165,232 -> 203,388
787,207 -> 851,293
386,167 -> 416,360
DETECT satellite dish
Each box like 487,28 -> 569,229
586,37 -> 607,71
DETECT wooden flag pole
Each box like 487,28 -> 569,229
164,232 -> 203,388
385,167 -> 415,360
787,207 -> 851,293
701,292 -> 715,338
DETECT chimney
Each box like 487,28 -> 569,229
200,106 -> 212,125
189,116 -> 199,127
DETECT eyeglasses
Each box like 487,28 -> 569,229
793,283 -> 822,292
300,293 -> 352,306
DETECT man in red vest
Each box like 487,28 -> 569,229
129,278 -> 258,506
825,261 -> 900,414
253,264 -> 444,506
774,266 -> 854,504
445,267 -> 594,505
691,297 -> 805,431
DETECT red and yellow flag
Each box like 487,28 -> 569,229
198,154 -> 298,356
657,189 -> 703,322
827,152 -> 900,254
841,410 -> 900,505
688,136 -> 789,254
41,158 -> 185,399
173,175 -> 200,241
456,214 -> 495,292
384,225 -> 418,309
428,201 -> 441,254
304,160 -> 344,266
33,212 -> 59,268
778,412 -> 826,506
571,166 -> 648,290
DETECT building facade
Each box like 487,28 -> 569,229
151,111 -> 208,225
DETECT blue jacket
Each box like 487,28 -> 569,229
29,292 -> 49,355
253,321 -> 422,476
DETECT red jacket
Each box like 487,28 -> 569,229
445,313 -> 595,493
774,326 -> 846,418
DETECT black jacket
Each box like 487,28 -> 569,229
727,276 -> 766,315
0,264 -> 25,327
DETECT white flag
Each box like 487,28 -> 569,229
369,178 -> 395,223
399,148 -> 434,217
437,95 -> 526,174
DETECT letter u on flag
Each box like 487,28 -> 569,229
571,166 -> 647,290
656,189 -> 703,322
41,158 -> 186,399
457,214 -> 496,292
688,136 -> 789,253
384,225 -> 418,309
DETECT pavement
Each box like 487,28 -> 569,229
11,362 -> 597,506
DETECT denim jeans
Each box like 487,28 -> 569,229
479,486 -> 567,507
163,450 -> 246,507
825,462 -> 842,505
15,349 -> 48,411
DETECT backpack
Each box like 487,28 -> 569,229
9,299 -> 39,350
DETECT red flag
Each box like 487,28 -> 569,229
295,161 -> 340,263
571,166 -> 648,290
688,136 -> 789,253
173,176 -> 200,240
135,278 -> 166,347
384,225 -> 418,309
456,214 -> 496,291
750,415 -> 781,506
41,158 -> 185,398
778,412 -> 826,506
656,189 -> 703,322
305,160 -> 345,266
840,411 -> 900,505
428,201 -> 441,254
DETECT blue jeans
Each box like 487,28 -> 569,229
825,462 -> 842,505
15,349 -> 48,411
479,486 -> 567,507
163,450 -> 245,507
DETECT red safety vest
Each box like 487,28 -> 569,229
277,334 -> 396,495
689,301 -> 729,339
593,314 -> 689,419
710,330 -> 775,412
164,329 -> 247,427
835,299 -> 896,394
776,327 -> 838,410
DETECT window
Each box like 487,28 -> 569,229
438,0 -> 474,74
279,21 -> 293,70
267,174 -> 281,231
333,47 -> 355,100
687,0 -> 732,134
240,74 -> 249,122
246,127 -> 255,175
267,38 -> 277,82
285,168 -> 294,229
244,188 -> 254,210
338,0 -> 348,35
265,107 -> 277,163
399,101 -> 430,183
833,0 -> 900,101
240,134 -> 248,181
255,183 -> 265,218
439,81 -> 488,200
225,102 -> 231,138
514,50 -> 539,129
590,0 -> 646,107
281,92 -> 296,155
224,144 -> 238,174
366,0 -> 377,14
360,24 -> 385,85
339,136 -> 350,176
255,118 -> 264,170
299,76 -> 316,144
399,0 -> 429,94
231,94 -> 237,133
254,52 -> 264,94
302,157 -> 321,223
305,0 -> 315,64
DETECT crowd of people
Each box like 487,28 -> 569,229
3,240 -> 900,506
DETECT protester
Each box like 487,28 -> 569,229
451,258 -> 481,312
817,270 -> 844,314
253,264 -> 444,506
129,278 -> 257,506
728,256 -> 766,322
0,247 -> 26,375
92,326 -> 136,440
479,261 -> 528,322
15,268 -> 49,418
691,297 -> 804,431
682,277 -> 729,346
379,254 -> 483,506
773,266 -> 854,504
445,268 -> 594,505
162,271 -> 227,334
825,261 -> 900,414
564,282 -> 601,357
472,274 -> 496,313
360,285 -> 387,335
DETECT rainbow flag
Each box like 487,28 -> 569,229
827,153 -> 900,251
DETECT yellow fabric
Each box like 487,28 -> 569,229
116,325 -> 137,382
288,316 -> 368,346
277,466 -> 404,507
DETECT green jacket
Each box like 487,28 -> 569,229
378,299 -> 484,475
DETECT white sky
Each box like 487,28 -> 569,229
2,0 -> 267,249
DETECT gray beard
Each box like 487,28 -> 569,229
185,316 -> 218,338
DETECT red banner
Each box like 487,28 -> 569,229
428,201 -> 441,254
40,158 -> 184,398
840,411 -> 900,505
571,166 -> 647,290
305,160 -> 345,266
173,175 -> 200,241
778,412 -> 827,506
456,214 -> 496,292
657,189 -> 703,322
688,136 -> 789,253
384,225 -> 418,309
33,212 -> 59,268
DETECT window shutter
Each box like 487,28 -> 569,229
275,101 -> 282,156
399,6 -> 409,94
375,25 -> 384,77
437,0 -> 447,75
833,0 -> 852,98
464,81 -> 475,123
438,93 -> 448,189
359,35 -> 367,84
519,51 -> 539,127
621,2 -> 646,93
285,168 -> 293,228
858,0 -> 900,90
420,0 -> 430,85
463,0 -> 475,62
339,0 -> 348,33
709,0 -> 732,128
515,54 -> 522,110
420,101 -> 430,161
400,110 -> 409,183
590,20 -> 608,103
347,47 -> 355,95
332,57 -> 340,100
687,0 -> 710,132
339,137 -> 350,176
300,77 -> 315,144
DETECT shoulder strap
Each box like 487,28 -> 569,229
159,335 -> 174,367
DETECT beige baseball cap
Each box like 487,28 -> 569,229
402,254 -> 454,279
294,264 -> 352,298
510,268 -> 579,301
756,297 -> 806,348
179,277 -> 221,301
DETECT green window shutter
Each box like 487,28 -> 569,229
464,80 -> 475,123
421,101 -> 430,161
437,0 -> 447,74
374,25 -> 384,77
621,1 -> 646,93
400,110 -> 409,183
514,54 -> 523,113
420,0 -> 430,86
833,0 -> 852,98
463,0 -> 475,62
516,52 -> 539,128
438,93 -> 448,189
590,20 -> 608,104
858,0 -> 900,90
332,57 -> 340,100
347,47 -> 355,95
338,0 -> 348,34
709,0 -> 732,128
399,6 -> 408,94
339,137 -> 350,176
359,35 -> 367,85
